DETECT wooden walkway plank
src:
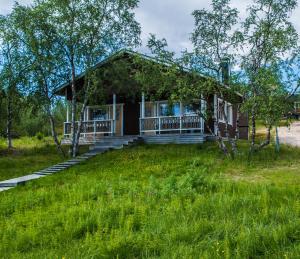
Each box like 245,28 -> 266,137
0,136 -> 141,192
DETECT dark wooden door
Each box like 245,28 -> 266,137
123,102 -> 140,135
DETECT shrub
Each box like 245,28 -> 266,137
36,132 -> 44,141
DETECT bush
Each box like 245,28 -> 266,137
36,132 -> 44,141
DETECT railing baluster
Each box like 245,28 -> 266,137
93,121 -> 96,141
158,117 -> 161,135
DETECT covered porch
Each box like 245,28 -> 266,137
63,93 -> 206,140
139,94 -> 205,135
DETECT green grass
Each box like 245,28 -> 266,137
0,137 -> 87,181
0,143 -> 300,258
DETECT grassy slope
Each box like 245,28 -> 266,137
0,137 -> 86,181
0,143 -> 300,258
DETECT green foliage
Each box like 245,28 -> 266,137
36,132 -> 44,141
192,0 -> 239,79
0,144 -> 300,258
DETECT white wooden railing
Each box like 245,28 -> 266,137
140,115 -> 204,134
64,120 -> 114,138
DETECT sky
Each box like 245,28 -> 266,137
1,0 -> 300,54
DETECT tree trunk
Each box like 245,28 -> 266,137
74,98 -> 88,157
275,127 -> 280,152
70,55 -> 77,158
205,122 -> 229,157
6,93 -> 13,149
230,104 -> 240,157
49,113 -> 66,157
258,126 -> 271,150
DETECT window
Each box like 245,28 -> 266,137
145,103 -> 154,117
92,108 -> 109,121
184,103 -> 198,116
158,102 -> 180,116
218,99 -> 226,122
227,103 -> 233,125
218,98 -> 233,125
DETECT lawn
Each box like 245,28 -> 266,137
0,143 -> 300,258
0,137 -> 86,181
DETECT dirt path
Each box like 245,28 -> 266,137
278,122 -> 300,147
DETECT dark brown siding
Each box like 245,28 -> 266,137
123,102 -> 140,135
204,96 -> 249,140
238,112 -> 249,140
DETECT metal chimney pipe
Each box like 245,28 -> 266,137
220,57 -> 230,85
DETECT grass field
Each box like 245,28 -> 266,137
0,143 -> 300,258
0,137 -> 86,181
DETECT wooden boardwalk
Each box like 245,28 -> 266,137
0,136 -> 140,192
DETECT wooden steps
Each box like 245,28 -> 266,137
142,134 -> 206,144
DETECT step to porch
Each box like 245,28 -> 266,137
141,134 -> 206,144
89,136 -> 142,152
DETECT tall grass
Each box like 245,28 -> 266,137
0,144 -> 299,258
0,137 -> 87,181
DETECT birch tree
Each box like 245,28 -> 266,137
37,0 -> 141,157
191,0 -> 242,156
241,0 -> 299,152
0,14 -> 27,149
12,4 -> 67,155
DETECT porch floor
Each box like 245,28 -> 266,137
62,133 -> 209,145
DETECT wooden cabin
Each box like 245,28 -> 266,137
54,50 -> 249,144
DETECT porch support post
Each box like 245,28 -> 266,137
201,95 -> 206,134
93,120 -> 96,142
113,93 -> 116,136
140,93 -> 145,136
65,89 -> 69,137
87,107 -> 90,121
141,93 -> 145,119
66,103 -> 69,123
214,94 -> 218,135
180,102 -> 183,134
65,89 -> 69,123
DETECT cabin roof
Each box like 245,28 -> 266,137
53,49 -> 243,98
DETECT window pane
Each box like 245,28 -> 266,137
92,108 -> 109,120
173,103 -> 180,116
159,103 -> 179,116
159,103 -> 169,116
184,103 -> 198,115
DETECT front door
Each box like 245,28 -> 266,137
123,102 -> 140,135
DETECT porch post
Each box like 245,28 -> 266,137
180,102 -> 183,134
113,93 -> 116,136
83,107 -> 87,121
140,93 -> 145,136
214,94 -> 218,135
65,89 -> 69,123
87,107 -> 90,121
201,95 -> 206,134
65,90 -> 69,137
141,93 -> 145,118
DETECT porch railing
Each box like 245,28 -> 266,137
140,115 -> 204,134
64,120 -> 114,138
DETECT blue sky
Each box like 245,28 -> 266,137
1,0 -> 300,54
